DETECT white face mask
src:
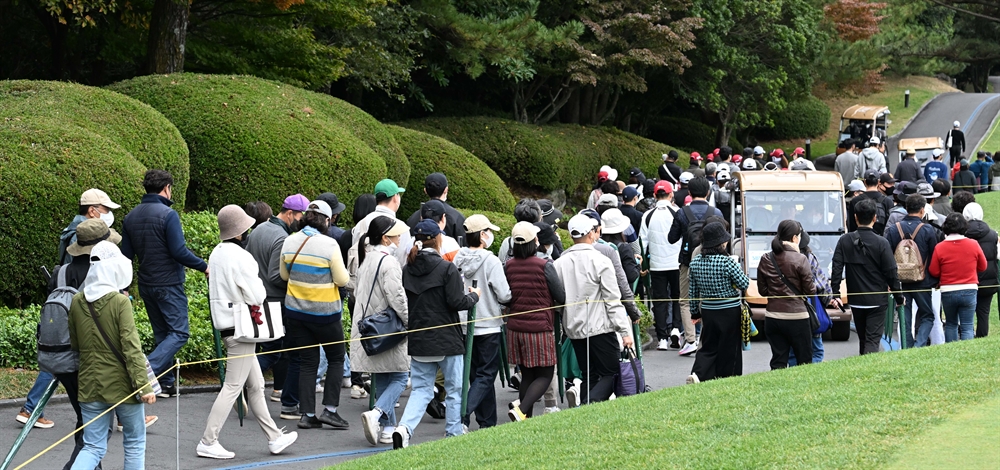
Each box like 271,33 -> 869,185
772,157 -> 782,163
483,232 -> 494,249
100,211 -> 115,227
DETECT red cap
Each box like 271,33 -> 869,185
793,147 -> 805,156
597,171 -> 609,183
684,195 -> 692,205
690,151 -> 702,161
732,154 -> 743,164
713,148 -> 720,155
654,180 -> 674,194
770,148 -> 785,157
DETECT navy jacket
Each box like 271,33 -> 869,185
884,216 -> 940,289
667,201 -> 723,244
121,194 -> 207,286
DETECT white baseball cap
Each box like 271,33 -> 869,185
753,146 -> 764,155
869,136 -> 880,145
679,171 -> 694,184
567,214 -> 598,238
599,165 -> 618,182
932,148 -> 944,157
742,159 -> 758,170
953,121 -> 961,128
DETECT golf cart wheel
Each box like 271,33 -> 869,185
830,320 -> 851,341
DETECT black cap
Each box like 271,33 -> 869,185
667,150 -> 679,160
420,199 -> 446,219
863,169 -> 879,186
629,167 -> 642,177
534,221 -> 559,246
315,192 -> 346,215
424,172 -> 448,196
879,173 -> 895,184
538,199 -> 563,226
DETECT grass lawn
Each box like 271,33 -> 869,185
976,110 -> 1000,155
977,191 -> 1000,230
335,336 -> 1000,469
759,76 -> 957,156
885,395 -> 1000,469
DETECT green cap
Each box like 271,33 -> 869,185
374,179 -> 405,198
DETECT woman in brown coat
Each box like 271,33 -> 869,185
757,220 -> 816,369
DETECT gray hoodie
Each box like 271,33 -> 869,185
453,247 -> 512,335
854,147 -> 887,180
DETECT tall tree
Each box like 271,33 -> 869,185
146,0 -> 189,73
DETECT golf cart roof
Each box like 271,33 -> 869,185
736,171 -> 845,192
842,105 -> 890,120
898,137 -> 944,151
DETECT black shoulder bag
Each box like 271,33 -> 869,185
357,254 -> 407,356
766,253 -> 820,332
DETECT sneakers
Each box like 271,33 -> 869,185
341,377 -> 352,389
279,406 -> 300,420
669,329 -> 681,349
297,415 -> 323,429
117,415 -> 157,432
679,341 -> 698,356
657,339 -> 669,351
509,372 -> 521,391
508,399 -> 520,410
197,441 -> 235,459
360,409 -> 381,445
566,384 -> 580,408
16,408 -> 54,429
268,429 -> 298,455
351,385 -> 369,399
392,426 -> 410,449
378,429 -> 394,444
315,383 -> 325,394
507,403 -> 527,422
269,390 -> 282,402
543,406 -> 560,415
317,409 -> 349,429
686,373 -> 700,385
156,384 -> 178,398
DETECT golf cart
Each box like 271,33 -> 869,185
838,105 -> 891,145
897,137 -> 945,168
728,171 -> 853,341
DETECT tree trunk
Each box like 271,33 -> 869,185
145,0 -> 190,74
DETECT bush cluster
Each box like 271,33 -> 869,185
645,117 -> 742,154
0,81 -> 189,305
757,95 -> 831,140
387,125 -> 516,219
403,117 -> 683,200
107,74 -> 404,216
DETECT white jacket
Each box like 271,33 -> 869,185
553,243 -> 631,340
641,200 -> 681,271
208,242 -> 267,331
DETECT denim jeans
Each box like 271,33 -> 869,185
140,283 -> 189,388
905,290 -> 936,347
787,334 -> 824,366
942,289 -> 977,342
23,371 -> 55,414
463,333 -> 500,428
398,356 -> 463,438
373,372 -> 408,427
73,402 -> 145,470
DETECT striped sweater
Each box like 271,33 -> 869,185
279,226 -> 350,322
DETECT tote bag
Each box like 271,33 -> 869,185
234,301 -> 285,343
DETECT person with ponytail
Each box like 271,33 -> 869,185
353,216 -> 411,446
756,219 -> 816,369
392,220 -> 481,449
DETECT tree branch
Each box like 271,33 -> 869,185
926,0 -> 1000,23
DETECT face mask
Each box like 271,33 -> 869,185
772,157 -> 782,163
483,232 -> 494,249
882,187 -> 894,196
100,211 -> 114,227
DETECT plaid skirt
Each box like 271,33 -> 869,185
507,330 -> 557,368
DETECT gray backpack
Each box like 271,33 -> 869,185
37,267 -> 79,375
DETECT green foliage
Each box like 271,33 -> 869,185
0,305 -> 42,369
179,211 -> 221,261
0,81 -> 189,306
403,117 -> 682,199
646,117 -> 741,153
108,73 -> 408,214
757,95 -> 831,140
386,125 -> 515,219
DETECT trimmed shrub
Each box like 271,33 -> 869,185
646,117 -> 742,154
386,125 -> 515,220
757,95 -> 831,140
0,81 -> 189,306
108,74 -> 407,214
402,117 -> 685,200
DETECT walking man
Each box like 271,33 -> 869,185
885,194 -> 940,348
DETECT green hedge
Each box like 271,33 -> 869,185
646,117 -> 742,153
386,125 -> 515,220
108,74 -> 407,214
757,95 -> 831,140
0,81 -> 189,306
403,117 -> 684,200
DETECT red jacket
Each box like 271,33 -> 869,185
928,237 -> 986,286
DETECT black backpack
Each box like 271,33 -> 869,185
679,206 -> 708,266
37,266 -> 79,375
867,194 -> 888,235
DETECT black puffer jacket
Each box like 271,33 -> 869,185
966,220 -> 999,285
402,249 -> 479,356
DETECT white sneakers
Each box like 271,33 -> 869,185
543,406 -> 560,414
351,385 -> 369,399
686,373 -> 700,385
268,430 -> 298,455
360,409 -> 381,446
341,377 -> 352,389
197,441 -> 235,460
566,384 -> 580,408
392,426 -> 410,449
657,339 -> 669,350
679,341 -> 698,356
669,329 -> 681,349
378,429 -> 394,444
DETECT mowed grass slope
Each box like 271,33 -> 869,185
334,336 -> 1000,469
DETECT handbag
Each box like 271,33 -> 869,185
614,347 -> 646,397
87,302 -> 161,401
808,295 -> 833,335
766,253 -> 820,332
357,254 -> 407,356
558,338 -> 582,381
233,301 -> 285,343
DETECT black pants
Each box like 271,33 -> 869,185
691,306 -> 742,381
285,317 -> 345,415
571,332 -> 619,404
852,306 -> 886,355
651,270 -> 680,340
765,317 -> 813,370
517,365 -> 554,417
975,286 -> 998,338
51,372 -> 88,470
464,333 -> 500,428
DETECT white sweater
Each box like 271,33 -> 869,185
208,242 -> 267,331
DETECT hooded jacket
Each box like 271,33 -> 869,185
854,148 -> 887,180
553,243 -> 631,341
453,247 -> 512,335
965,220 -> 999,285
953,169 -> 977,193
403,249 -> 480,357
